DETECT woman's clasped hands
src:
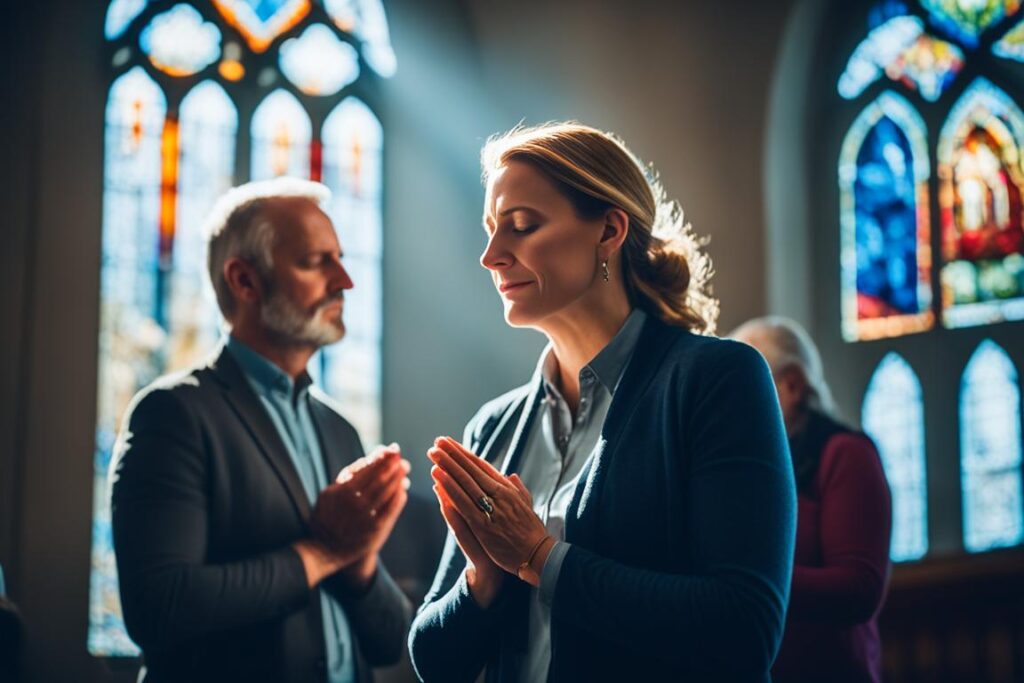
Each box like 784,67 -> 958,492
427,437 -> 553,607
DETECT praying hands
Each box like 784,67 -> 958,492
427,436 -> 554,607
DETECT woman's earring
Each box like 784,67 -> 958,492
601,260 -> 610,282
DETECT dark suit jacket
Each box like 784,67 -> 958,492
409,316 -> 797,682
110,346 -> 412,683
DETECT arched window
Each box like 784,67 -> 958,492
89,0 -> 395,657
862,352 -> 929,561
938,79 -> 1024,329
960,339 -> 1024,552
839,91 -> 933,342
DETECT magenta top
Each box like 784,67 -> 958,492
772,424 -> 893,683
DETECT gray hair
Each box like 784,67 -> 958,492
205,177 -> 331,318
729,316 -> 836,414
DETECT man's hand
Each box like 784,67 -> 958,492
301,445 -> 410,588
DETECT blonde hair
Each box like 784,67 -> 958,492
730,316 -> 836,414
481,122 -> 719,334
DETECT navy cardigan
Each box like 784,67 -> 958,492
408,316 -> 797,682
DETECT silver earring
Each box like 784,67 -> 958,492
602,260 -> 610,282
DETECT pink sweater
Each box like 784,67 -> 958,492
772,432 -> 893,683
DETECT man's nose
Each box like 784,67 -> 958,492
333,258 -> 354,290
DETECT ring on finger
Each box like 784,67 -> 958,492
476,494 -> 496,522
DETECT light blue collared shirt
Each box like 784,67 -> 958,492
514,309 -> 647,683
227,337 -> 355,683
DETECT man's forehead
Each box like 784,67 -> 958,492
266,198 -> 338,247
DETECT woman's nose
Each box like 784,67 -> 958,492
480,234 -> 512,271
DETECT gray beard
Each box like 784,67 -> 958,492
260,290 -> 345,348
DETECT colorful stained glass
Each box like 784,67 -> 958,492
324,0 -> 397,77
888,34 -> 964,102
250,89 -> 312,180
171,80 -> 238,367
318,98 -> 383,445
921,0 -> 1021,47
279,24 -> 360,96
105,0 -> 150,40
862,352 -> 928,562
838,16 -> 963,102
938,78 -> 1024,328
960,340 -> 1024,552
993,16 -> 1024,60
839,92 -> 933,342
140,4 -> 222,77
89,65 -> 166,657
211,0 -> 310,52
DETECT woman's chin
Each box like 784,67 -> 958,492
503,303 -> 539,328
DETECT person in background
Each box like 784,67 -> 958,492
731,316 -> 892,683
409,122 -> 796,682
111,179 -> 412,683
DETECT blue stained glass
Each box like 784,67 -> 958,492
140,4 -> 221,77
89,65 -> 167,657
960,340 -> 1024,553
318,98 -> 383,445
279,24 -> 360,96
105,0 -> 150,40
250,89 -> 311,180
862,353 -> 928,562
170,81 -> 238,366
839,92 -> 933,341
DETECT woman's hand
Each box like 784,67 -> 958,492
428,437 -> 550,581
432,483 -> 505,607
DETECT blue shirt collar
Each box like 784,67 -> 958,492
538,308 -> 647,396
226,336 -> 312,402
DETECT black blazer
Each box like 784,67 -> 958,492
110,346 -> 412,683
409,316 -> 797,682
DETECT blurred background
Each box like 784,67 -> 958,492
2,0 -> 1024,680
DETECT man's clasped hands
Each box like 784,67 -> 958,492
295,437 -> 552,606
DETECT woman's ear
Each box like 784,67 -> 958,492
598,207 -> 630,259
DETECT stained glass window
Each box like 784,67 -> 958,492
171,81 -> 238,365
325,0 -> 397,77
210,0 -> 311,52
993,16 -> 1024,60
938,79 -> 1024,329
319,98 -> 383,444
839,92 -> 933,341
105,0 -> 151,40
279,24 -> 360,96
921,0 -> 1020,47
90,65 -> 166,658
140,4 -> 222,77
251,89 -> 312,180
862,353 -> 929,561
91,0 -> 393,656
838,16 -> 964,103
960,340 -> 1024,552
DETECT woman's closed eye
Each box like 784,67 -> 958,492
512,223 -> 539,234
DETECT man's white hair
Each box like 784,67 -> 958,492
729,316 -> 836,414
205,177 -> 331,318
